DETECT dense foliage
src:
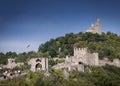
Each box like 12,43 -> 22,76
0,65 -> 120,86
0,32 -> 120,86
0,32 -> 120,64
38,32 -> 120,60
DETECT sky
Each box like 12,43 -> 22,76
0,0 -> 120,53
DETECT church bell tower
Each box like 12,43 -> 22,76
95,18 -> 102,34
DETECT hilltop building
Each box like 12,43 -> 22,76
86,18 -> 102,35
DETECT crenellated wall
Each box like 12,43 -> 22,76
73,48 -> 99,66
53,46 -> 120,72
53,47 -> 99,72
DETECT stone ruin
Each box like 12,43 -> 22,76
53,47 -> 120,72
52,48 -> 99,71
28,58 -> 48,72
99,57 -> 120,67
1,57 -> 49,73
3,58 -> 24,69
73,48 -> 99,66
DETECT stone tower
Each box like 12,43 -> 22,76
95,18 -> 101,34
86,18 -> 102,35
73,48 -> 99,66
74,48 -> 87,58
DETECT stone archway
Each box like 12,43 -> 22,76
28,58 -> 48,72
35,63 -> 42,71
78,57 -> 84,63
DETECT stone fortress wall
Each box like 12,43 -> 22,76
52,48 -> 99,71
1,58 -> 48,73
73,48 -> 99,66
53,48 -> 120,71
3,58 -> 24,69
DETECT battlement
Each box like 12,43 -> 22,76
74,47 -> 87,50
74,48 -> 87,53
53,47 -> 99,71
74,48 -> 87,56
73,48 -> 99,65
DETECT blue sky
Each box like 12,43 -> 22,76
0,0 -> 120,53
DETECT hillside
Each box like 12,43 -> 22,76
38,32 -> 120,60
1,65 -> 120,86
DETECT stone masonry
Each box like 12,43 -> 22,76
28,58 -> 48,72
53,48 -> 99,71
86,18 -> 102,35
3,58 -> 24,69
53,47 -> 120,72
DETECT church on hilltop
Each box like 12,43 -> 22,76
86,18 -> 102,35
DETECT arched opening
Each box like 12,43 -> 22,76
36,59 -> 41,62
35,63 -> 42,72
79,61 -> 83,64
